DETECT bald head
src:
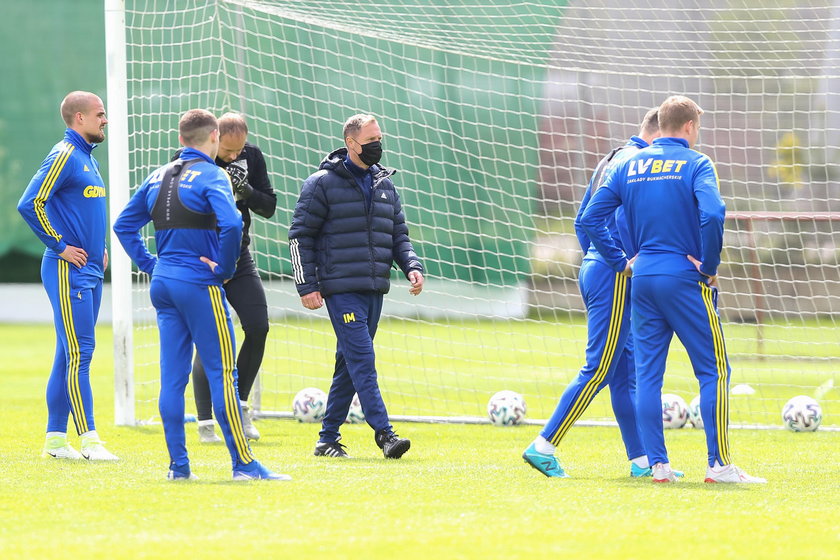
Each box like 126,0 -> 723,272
61,92 -> 99,126
60,91 -> 107,143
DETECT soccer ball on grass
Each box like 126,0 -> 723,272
782,395 -> 822,432
687,395 -> 703,429
661,393 -> 689,429
487,390 -> 526,426
292,387 -> 327,423
345,393 -> 365,424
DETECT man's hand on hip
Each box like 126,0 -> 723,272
59,245 -> 88,268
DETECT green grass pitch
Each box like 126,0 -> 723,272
0,324 -> 838,559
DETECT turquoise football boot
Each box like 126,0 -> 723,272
522,443 -> 569,478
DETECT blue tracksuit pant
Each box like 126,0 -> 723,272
42,257 -> 102,435
540,259 -> 645,460
150,276 -> 255,471
632,274 -> 731,467
320,291 -> 391,443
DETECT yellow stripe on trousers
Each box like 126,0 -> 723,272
35,143 -> 74,241
699,282 -> 731,465
550,273 -> 627,446
208,285 -> 254,463
58,260 -> 87,434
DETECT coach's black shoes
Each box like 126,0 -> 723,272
314,438 -> 351,458
375,430 -> 411,459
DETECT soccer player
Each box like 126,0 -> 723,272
289,113 -> 425,459
522,108 -> 682,478
17,91 -> 118,461
579,95 -> 766,483
173,112 -> 277,443
113,108 -> 288,481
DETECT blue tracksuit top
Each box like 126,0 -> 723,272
113,147 -> 243,284
574,136 -> 648,264
17,128 -> 107,278
579,137 -> 725,279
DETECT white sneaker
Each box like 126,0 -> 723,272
652,462 -> 678,483
197,420 -> 223,443
43,443 -> 83,460
705,464 -> 767,483
80,434 -> 119,461
240,403 -> 261,441
167,470 -> 199,481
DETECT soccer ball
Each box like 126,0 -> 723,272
782,395 -> 822,432
345,393 -> 365,424
292,387 -> 327,423
687,395 -> 703,429
661,393 -> 689,429
487,390 -> 526,426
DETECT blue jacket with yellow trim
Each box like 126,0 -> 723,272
113,147 -> 243,285
17,128 -> 107,278
288,147 -> 423,297
574,136 -> 648,265
579,137 -> 725,279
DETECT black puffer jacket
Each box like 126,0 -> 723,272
288,148 -> 423,297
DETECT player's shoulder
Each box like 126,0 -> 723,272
689,148 -> 714,164
243,142 -> 265,159
305,168 -> 330,185
193,160 -> 230,189
44,140 -> 81,174
44,139 -> 76,161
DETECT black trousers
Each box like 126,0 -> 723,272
192,252 -> 269,421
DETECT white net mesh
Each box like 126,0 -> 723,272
118,0 -> 838,428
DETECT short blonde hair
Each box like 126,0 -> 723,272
179,109 -> 218,146
343,113 -> 377,141
658,96 -> 703,134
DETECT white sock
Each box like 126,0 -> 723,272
630,455 -> 649,469
198,419 -> 216,427
80,430 -> 99,445
45,431 -> 67,441
533,435 -> 556,455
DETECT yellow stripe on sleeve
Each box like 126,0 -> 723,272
35,143 -> 74,242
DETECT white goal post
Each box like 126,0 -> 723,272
108,0 -> 839,430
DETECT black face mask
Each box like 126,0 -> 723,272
358,141 -> 382,166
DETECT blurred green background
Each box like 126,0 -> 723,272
0,1 -> 106,280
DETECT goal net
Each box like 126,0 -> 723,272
109,0 -> 838,429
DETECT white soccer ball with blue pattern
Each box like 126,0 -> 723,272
292,387 -> 327,423
487,390 -> 526,426
661,393 -> 689,429
782,395 -> 822,432
345,393 -> 365,424
688,395 -> 703,429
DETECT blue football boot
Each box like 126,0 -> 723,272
522,442 -> 569,478
232,460 -> 291,481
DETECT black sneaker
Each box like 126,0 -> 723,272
314,439 -> 350,458
375,430 -> 411,459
